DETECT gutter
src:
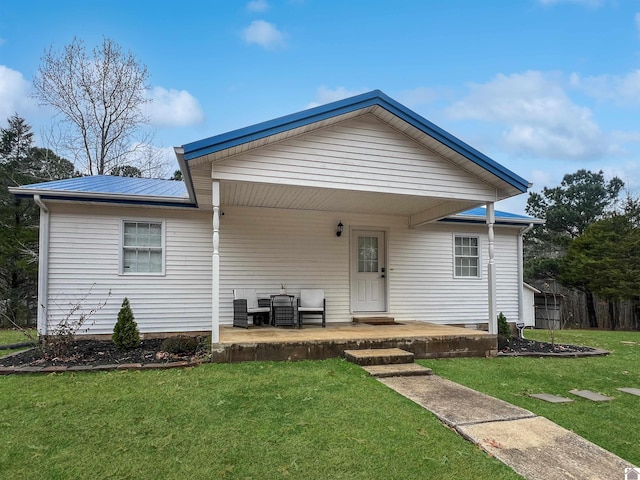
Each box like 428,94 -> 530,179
10,187 -> 194,206
517,223 -> 535,327
33,195 -> 49,336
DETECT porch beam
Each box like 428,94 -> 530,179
408,200 -> 482,228
486,202 -> 497,334
212,180 -> 220,344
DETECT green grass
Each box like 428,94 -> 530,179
419,329 -> 640,466
0,328 -> 36,359
0,359 -> 521,480
0,328 -> 36,345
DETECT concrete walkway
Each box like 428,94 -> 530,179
378,375 -> 636,480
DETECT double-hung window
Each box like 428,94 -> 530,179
122,220 -> 164,274
454,235 -> 480,278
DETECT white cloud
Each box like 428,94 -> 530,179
242,20 -> 287,50
306,86 -> 368,108
571,70 -> 640,106
448,71 -> 606,160
0,65 -> 36,121
144,86 -> 205,128
246,0 -> 269,12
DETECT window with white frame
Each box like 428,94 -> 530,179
122,220 -> 164,274
454,235 -> 480,278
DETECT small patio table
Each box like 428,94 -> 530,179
271,294 -> 296,327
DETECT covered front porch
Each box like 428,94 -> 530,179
211,321 -> 496,362
175,91 -> 530,345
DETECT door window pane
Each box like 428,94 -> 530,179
358,236 -> 379,273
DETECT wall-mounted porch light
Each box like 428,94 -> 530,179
336,221 -> 344,237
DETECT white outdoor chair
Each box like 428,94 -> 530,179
233,289 -> 270,328
297,289 -> 326,328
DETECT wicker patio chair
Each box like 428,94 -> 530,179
233,289 -> 271,328
297,289 -> 326,328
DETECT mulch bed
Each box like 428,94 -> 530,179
498,336 -> 609,357
0,339 -> 209,368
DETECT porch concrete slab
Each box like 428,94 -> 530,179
214,321 -> 497,362
379,375 -> 536,427
457,416 -> 634,480
617,387 -> 640,397
569,389 -> 614,401
362,363 -> 432,378
344,348 -> 414,366
529,393 -> 574,403
219,321 -> 490,344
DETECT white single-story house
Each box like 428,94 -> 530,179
11,90 -> 542,342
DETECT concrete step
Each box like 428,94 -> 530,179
362,363 -> 433,378
352,316 -> 396,325
344,348 -> 414,366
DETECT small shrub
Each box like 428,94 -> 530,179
497,312 -> 511,337
161,335 -> 198,355
112,298 -> 140,350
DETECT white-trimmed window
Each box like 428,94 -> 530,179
454,235 -> 480,278
121,220 -> 164,274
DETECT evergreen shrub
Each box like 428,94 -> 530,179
112,297 -> 140,349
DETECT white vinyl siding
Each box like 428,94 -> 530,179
387,223 -> 520,326
220,207 -> 521,327
45,204 -> 212,335
45,203 -> 521,334
453,235 -> 480,278
121,220 -> 164,274
211,115 -> 497,201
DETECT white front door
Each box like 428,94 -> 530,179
351,230 -> 386,312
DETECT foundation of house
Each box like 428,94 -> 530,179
211,321 -> 497,363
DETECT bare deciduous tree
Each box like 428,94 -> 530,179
32,37 -> 152,175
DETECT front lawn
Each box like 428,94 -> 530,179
0,359 -> 520,480
0,328 -> 36,346
0,329 -> 36,359
420,329 -> 640,466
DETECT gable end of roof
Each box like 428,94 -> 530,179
182,90 -> 529,194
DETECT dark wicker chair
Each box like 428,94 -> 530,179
233,289 -> 270,328
297,289 -> 326,328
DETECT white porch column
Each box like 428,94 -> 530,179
487,202 -> 497,334
34,195 -> 49,336
211,180 -> 221,344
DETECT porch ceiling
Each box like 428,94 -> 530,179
194,174 -> 480,220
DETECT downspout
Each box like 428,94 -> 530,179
517,223 -> 535,326
34,195 -> 49,336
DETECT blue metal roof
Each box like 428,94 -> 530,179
443,207 -> 543,226
11,175 -> 540,223
11,175 -> 194,207
182,90 -> 529,193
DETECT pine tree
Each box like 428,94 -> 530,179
112,298 -> 140,349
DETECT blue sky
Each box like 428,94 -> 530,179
1,0 -> 639,214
